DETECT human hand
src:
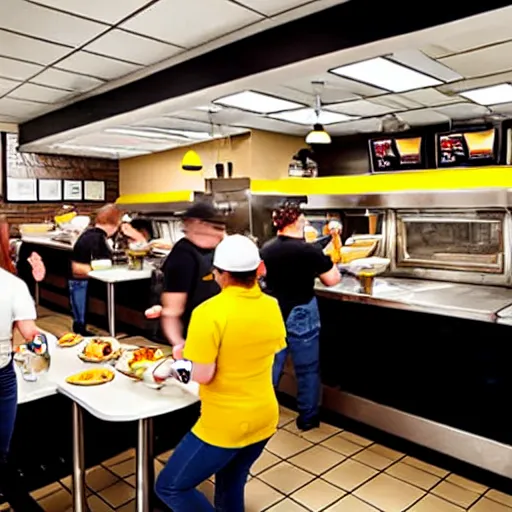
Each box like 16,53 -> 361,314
172,343 -> 184,360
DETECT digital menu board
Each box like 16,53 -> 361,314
370,136 -> 423,172
437,128 -> 498,167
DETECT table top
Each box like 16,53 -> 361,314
17,333 -> 199,421
89,267 -> 152,283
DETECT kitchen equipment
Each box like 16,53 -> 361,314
127,247 -> 149,270
13,334 -> 51,381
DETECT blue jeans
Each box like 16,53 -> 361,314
273,297 -> 321,422
155,432 -> 268,512
0,362 -> 17,463
68,279 -> 88,326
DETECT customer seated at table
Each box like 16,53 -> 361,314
152,235 -> 286,512
0,217 -> 43,512
69,204 -> 122,335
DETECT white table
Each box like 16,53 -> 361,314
88,267 -> 152,336
16,332 -> 199,512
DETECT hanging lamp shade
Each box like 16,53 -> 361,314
306,124 -> 331,144
181,150 -> 203,171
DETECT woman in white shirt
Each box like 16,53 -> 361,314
0,217 -> 42,511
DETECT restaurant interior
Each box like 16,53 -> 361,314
4,1 -> 512,511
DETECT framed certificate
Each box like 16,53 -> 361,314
84,180 -> 105,201
7,177 -> 37,201
64,180 -> 83,201
38,179 -> 62,201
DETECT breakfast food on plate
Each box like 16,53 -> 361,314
79,338 -> 121,362
128,347 -> 165,371
58,332 -> 84,347
66,368 -> 115,386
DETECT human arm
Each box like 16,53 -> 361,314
12,278 -> 38,342
319,266 -> 341,286
160,292 -> 187,348
71,261 -> 91,278
309,245 -> 342,287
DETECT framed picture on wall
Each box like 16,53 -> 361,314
84,180 -> 105,201
64,180 -> 82,201
38,179 -> 62,201
6,177 -> 37,201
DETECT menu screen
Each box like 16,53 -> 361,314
438,128 -> 497,167
370,136 -> 423,172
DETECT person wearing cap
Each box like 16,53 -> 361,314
153,235 -> 286,512
261,202 -> 341,431
160,202 -> 226,353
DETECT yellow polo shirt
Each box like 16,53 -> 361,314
183,284 -> 286,448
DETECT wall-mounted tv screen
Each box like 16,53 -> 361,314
369,136 -> 423,172
437,128 -> 498,167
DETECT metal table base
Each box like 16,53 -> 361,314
71,403 -> 155,512
107,282 -> 116,337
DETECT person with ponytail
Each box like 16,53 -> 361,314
0,216 -> 42,511
260,202 -> 341,431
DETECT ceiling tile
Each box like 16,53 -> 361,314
438,71 -> 512,96
121,0 -> 263,48
0,97 -> 49,120
391,50 -> 462,82
328,99 -> 397,117
0,56 -> 42,81
0,0 -> 107,47
433,102 -> 489,120
0,77 -> 20,95
490,102 -> 512,115
328,117 -> 381,135
401,89 -> 459,107
0,30 -> 69,65
371,94 -> 420,110
398,109 -> 448,125
30,68 -> 105,93
9,83 -> 72,103
56,51 -> 141,80
235,0 -> 311,16
439,40 -> 512,78
86,30 -> 181,65
28,0 -> 153,24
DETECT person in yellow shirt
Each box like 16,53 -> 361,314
153,234 -> 286,512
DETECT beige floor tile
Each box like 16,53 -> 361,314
289,445 -> 345,475
86,466 -> 120,492
250,449 -> 281,475
402,456 -> 449,478
31,481 -> 63,500
470,497 -> 512,512
325,495 -> 380,511
110,457 -> 136,478
117,500 -> 136,512
292,478 -> 345,511
322,435 -> 363,457
386,462 -> 441,490
278,406 -> 298,427
285,422 -> 341,443
103,449 -> 136,467
125,475 -> 136,487
157,449 -> 174,463
355,473 -> 425,512
486,489 -> 512,508
154,459 -> 165,478
446,474 -> 488,494
259,461 -> 314,494
353,449 -> 395,470
59,476 -> 92,496
409,494 -> 464,512
197,480 -> 215,503
86,495 -> 115,512
431,481 -> 480,508
323,459 -> 377,491
244,478 -> 284,511
99,480 -> 136,508
267,498 -> 309,511
368,444 -> 404,461
339,431 -> 374,447
266,430 -> 313,458
38,488 -> 72,512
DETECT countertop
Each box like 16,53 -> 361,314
21,234 -> 73,251
89,267 -> 153,283
315,276 -> 512,323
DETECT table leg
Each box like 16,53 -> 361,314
136,418 -> 154,512
107,282 -> 116,337
72,402 -> 87,512
34,282 -> 40,306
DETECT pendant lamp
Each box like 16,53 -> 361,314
181,150 -> 203,171
305,82 -> 331,145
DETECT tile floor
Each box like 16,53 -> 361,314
3,308 -> 512,511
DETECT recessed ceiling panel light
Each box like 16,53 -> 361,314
105,127 -> 190,141
54,144 -> 149,156
213,90 -> 303,114
330,57 -> 442,93
459,83 -> 512,105
269,108 -> 355,126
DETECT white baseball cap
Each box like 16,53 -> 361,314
213,234 -> 261,272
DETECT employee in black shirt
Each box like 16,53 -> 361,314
161,202 -> 226,357
261,202 -> 341,431
69,204 -> 122,335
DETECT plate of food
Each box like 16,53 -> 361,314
57,332 -> 84,348
115,346 -> 168,379
66,368 -> 115,386
78,337 -> 122,363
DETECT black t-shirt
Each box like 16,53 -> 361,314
162,238 -> 220,336
70,227 -> 111,278
261,236 -> 333,320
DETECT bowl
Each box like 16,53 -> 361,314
91,259 -> 112,271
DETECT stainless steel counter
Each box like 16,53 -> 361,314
315,276 -> 512,323
21,235 -> 72,251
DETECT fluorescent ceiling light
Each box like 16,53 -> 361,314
459,83 -> 512,105
54,144 -> 148,156
105,127 -> 191,141
269,108 -> 354,125
213,90 -> 303,114
330,57 -> 442,93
